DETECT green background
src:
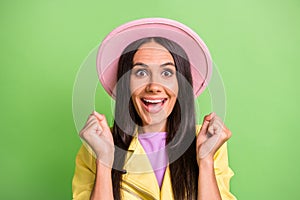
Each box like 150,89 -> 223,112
1,0 -> 299,199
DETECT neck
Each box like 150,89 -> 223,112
140,120 -> 167,133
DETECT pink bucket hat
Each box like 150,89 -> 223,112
96,18 -> 212,98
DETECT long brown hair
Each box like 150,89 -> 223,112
111,37 -> 198,199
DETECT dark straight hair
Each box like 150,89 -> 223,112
111,37 -> 198,199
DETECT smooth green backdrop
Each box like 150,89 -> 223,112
1,0 -> 299,199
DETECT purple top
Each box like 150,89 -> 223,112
138,132 -> 168,188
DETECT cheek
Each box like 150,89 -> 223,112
130,76 -> 147,94
130,84 -> 143,100
171,82 -> 179,96
129,76 -> 135,93
164,79 -> 179,97
130,81 -> 139,97
130,82 -> 144,110
130,91 -> 141,115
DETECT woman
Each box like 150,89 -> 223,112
72,18 -> 236,200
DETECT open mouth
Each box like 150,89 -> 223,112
141,98 -> 167,113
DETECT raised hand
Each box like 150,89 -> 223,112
196,112 -> 232,163
79,111 -> 114,167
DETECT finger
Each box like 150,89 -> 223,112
213,115 -> 231,133
198,133 -> 220,159
197,112 -> 216,146
198,117 -> 224,159
213,115 -> 225,128
88,115 -> 98,125
95,124 -> 103,136
208,118 -> 232,147
92,110 -> 104,121
80,120 -> 99,138
86,120 -> 103,136
210,116 -> 231,140
93,111 -> 110,132
81,123 -> 105,146
220,121 -> 232,139
208,117 -> 223,136
90,122 -> 103,136
85,112 -> 98,123
82,116 -> 98,132
221,124 -> 232,140
198,112 -> 216,136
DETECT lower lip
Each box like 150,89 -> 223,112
142,99 -> 166,114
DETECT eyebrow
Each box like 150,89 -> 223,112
133,62 -> 175,67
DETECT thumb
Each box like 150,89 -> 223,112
199,112 -> 216,137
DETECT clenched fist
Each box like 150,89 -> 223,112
196,112 -> 232,164
79,111 -> 114,167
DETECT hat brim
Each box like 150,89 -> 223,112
96,18 -> 212,99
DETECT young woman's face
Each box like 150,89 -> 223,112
130,41 -> 178,128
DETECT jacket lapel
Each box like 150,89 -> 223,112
160,167 -> 174,199
121,136 -> 174,200
122,136 -> 160,199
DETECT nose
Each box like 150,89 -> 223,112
145,74 -> 162,93
146,82 -> 162,93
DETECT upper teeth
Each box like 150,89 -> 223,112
143,99 -> 164,103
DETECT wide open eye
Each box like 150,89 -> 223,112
161,69 -> 174,78
135,69 -> 148,77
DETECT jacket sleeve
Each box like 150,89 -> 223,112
196,125 -> 236,200
213,142 -> 237,200
72,144 -> 97,200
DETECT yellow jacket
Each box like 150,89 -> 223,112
72,127 -> 236,200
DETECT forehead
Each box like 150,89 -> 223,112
133,41 -> 174,64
